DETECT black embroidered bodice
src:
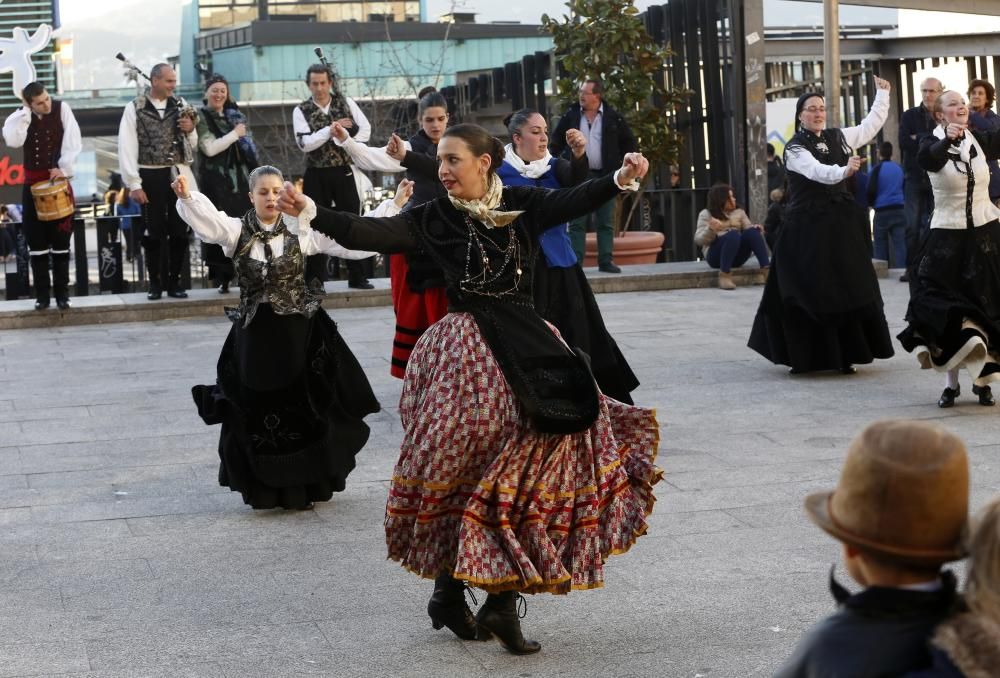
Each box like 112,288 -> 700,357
784,128 -> 855,211
228,220 -> 323,328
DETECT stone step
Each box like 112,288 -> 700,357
0,260 -> 888,330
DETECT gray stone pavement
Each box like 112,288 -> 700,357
1,274 -> 998,678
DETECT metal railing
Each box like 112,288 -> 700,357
2,201 -> 391,302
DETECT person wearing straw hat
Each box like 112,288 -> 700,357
2,81 -> 81,310
775,420 -> 968,678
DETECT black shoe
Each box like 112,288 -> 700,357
34,299 -> 50,310
427,575 -> 487,641
972,384 -> 995,406
938,385 -> 960,408
788,367 -> 807,375
840,365 -> 857,375
218,282 -> 229,294
475,592 -> 541,655
598,262 -> 622,274
56,298 -> 71,310
348,280 -> 375,290
899,273 -> 910,282
167,290 -> 188,299
147,286 -> 162,300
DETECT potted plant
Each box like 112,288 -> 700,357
542,0 -> 688,266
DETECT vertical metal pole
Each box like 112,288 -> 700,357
742,0 -> 767,224
823,0 -> 841,128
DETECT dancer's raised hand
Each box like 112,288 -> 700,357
171,175 -> 191,200
386,133 -> 406,161
277,181 -> 307,217
619,152 -> 649,183
393,179 -> 415,208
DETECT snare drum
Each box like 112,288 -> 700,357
30,177 -> 75,222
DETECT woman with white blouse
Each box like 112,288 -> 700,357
749,79 -> 895,375
899,90 -> 1000,408
172,165 -> 392,509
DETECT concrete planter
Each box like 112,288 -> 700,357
583,231 -> 666,267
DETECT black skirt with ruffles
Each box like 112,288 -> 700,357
193,303 -> 379,509
748,198 -> 894,372
533,261 -> 639,404
897,221 -> 1000,384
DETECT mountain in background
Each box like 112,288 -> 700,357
56,1 -> 184,91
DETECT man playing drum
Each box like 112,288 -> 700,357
2,81 -> 82,310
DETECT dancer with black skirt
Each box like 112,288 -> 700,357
749,77 -> 895,374
498,108 -> 640,403
898,90 -> 1000,407
173,166 -> 379,510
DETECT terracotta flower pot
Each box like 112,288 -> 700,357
583,231 -> 665,267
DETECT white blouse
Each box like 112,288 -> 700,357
927,126 -> 1000,230
785,88 -> 891,185
175,191 -> 378,261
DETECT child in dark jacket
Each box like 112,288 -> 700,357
774,420 -> 968,678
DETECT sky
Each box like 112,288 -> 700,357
50,0 -> 1000,90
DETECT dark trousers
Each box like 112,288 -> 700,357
139,167 -> 189,292
873,206 -> 907,268
302,165 -> 371,285
903,178 -> 933,268
706,228 -> 770,273
23,183 -> 72,303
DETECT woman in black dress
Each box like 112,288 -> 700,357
749,77 -> 895,374
498,108 -> 639,403
173,166 -> 379,510
898,90 -> 1000,407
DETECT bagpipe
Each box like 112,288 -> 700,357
117,52 -> 198,166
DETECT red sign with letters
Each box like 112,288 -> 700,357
0,145 -> 25,203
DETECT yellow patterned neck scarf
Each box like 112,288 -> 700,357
448,173 -> 524,228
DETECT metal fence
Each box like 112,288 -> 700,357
2,201 -> 392,302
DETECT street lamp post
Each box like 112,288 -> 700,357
823,0 -> 841,128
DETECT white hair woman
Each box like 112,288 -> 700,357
897,90 -> 1000,408
172,165 -> 385,510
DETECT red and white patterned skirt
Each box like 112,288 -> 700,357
385,312 -> 662,594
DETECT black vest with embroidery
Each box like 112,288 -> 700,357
784,128 -> 854,212
297,97 -> 353,168
228,221 -> 324,328
135,95 -> 191,166
25,100 -> 64,171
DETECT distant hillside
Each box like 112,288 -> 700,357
56,1 -> 183,90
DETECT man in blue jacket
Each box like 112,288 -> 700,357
867,141 -> 906,269
551,79 -> 638,273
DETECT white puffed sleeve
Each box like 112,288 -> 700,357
284,196 -> 378,260
175,191 -> 242,256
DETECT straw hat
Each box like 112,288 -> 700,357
805,420 -> 969,566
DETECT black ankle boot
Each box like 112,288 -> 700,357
972,384 -> 995,406
476,591 -> 541,655
427,574 -> 486,641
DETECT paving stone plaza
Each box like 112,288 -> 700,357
1,275 -> 998,677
